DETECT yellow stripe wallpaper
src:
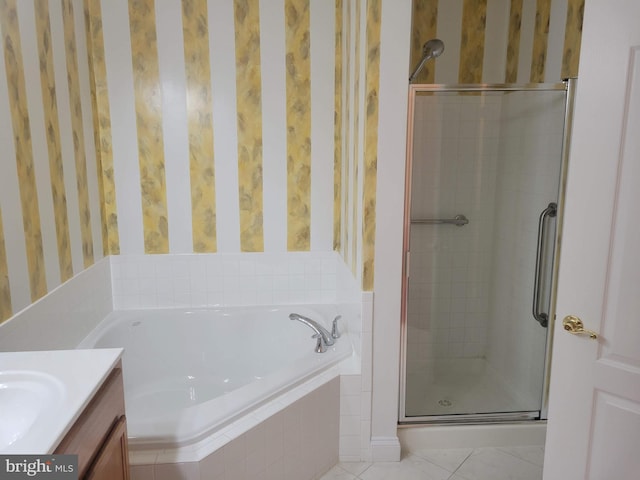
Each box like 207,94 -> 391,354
333,0 -> 342,252
128,0 -> 169,254
234,0 -> 264,252
62,0 -> 94,268
183,0 -> 217,253
362,0 -> 381,291
410,0 -> 583,84
0,0 -> 587,315
505,0 -> 523,83
84,0 -> 119,255
459,0 -> 487,83
341,1 -> 350,263
0,208 -> 11,323
35,0 -> 74,282
0,0 -> 48,302
561,0 -> 584,79
410,0 -> 438,84
285,0 -> 311,251
351,0 -> 360,275
530,0 -> 552,83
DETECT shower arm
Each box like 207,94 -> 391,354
409,39 -> 444,83
409,56 -> 430,83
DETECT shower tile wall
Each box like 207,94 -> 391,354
407,93 -> 501,370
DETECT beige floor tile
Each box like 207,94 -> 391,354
454,448 -> 543,480
408,447 -> 473,472
358,454 -> 451,480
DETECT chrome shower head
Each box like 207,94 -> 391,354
423,38 -> 445,59
409,38 -> 445,83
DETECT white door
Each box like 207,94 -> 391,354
544,1 -> 640,479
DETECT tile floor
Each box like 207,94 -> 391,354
320,446 -> 544,480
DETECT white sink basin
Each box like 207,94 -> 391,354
0,371 -> 65,451
0,349 -> 122,454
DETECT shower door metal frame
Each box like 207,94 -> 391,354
399,80 -> 576,425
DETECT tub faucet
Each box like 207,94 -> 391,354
289,313 -> 335,350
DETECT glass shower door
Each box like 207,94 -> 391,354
401,84 -> 569,421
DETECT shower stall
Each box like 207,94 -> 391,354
400,81 -> 575,423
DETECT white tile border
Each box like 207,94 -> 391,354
0,257 -> 113,352
111,251 -> 358,310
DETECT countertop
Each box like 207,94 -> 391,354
0,348 -> 123,454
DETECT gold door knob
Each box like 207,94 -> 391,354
562,315 -> 598,339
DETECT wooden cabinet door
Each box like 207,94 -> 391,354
85,416 -> 130,480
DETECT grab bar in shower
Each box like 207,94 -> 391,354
411,214 -> 469,227
532,202 -> 557,328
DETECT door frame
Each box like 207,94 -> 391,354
539,77 -> 578,420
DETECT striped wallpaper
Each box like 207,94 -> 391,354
34,0 -> 74,282
0,0 -> 584,323
0,0 -> 103,321
93,0 -> 376,281
410,0 -> 585,84
129,0 -> 169,254
333,0 -> 343,252
183,0 -> 217,253
62,0 -> 94,267
235,0 -> 264,252
362,0 -> 381,291
350,0 -> 360,275
0,207 -> 10,321
1,0 -> 48,302
285,0 -> 311,251
85,0 -> 119,256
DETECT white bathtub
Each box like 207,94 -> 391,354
77,305 -> 352,450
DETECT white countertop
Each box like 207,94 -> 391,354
0,348 -> 123,454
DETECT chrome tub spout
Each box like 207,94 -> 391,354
289,313 -> 335,351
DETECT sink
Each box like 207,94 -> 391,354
0,371 -> 65,451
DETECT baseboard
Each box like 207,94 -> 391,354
398,421 -> 547,450
370,436 -> 401,462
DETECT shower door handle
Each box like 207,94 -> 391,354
532,202 -> 557,327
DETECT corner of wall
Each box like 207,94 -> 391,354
367,0 -> 413,459
0,257 -> 113,352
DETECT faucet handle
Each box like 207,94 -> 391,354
313,334 -> 327,353
332,315 -> 342,339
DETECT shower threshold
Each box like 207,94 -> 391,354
400,410 -> 540,425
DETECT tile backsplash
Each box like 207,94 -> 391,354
110,251 -> 359,310
0,257 -> 112,352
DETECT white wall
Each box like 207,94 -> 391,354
370,0 -> 412,461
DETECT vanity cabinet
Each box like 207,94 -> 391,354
54,361 -> 130,479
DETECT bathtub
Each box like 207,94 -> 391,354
77,304 -> 353,450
